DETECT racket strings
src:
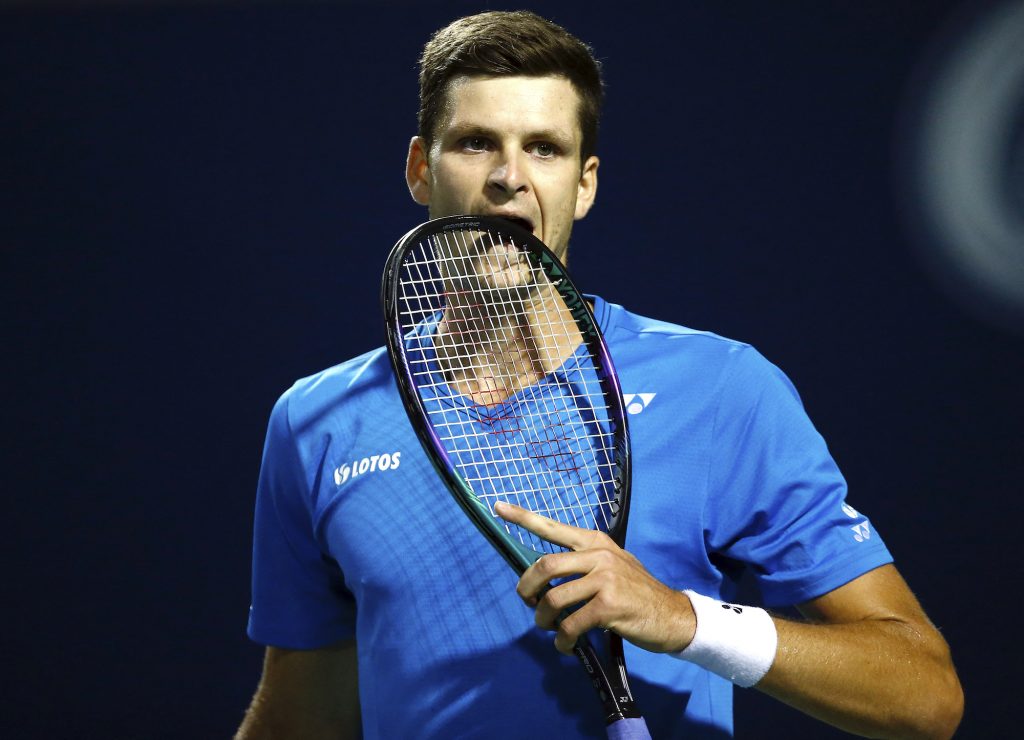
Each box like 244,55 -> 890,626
396,226 -> 620,553
433,230 -> 599,539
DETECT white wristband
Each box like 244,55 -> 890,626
673,590 -> 778,688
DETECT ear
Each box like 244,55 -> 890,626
573,155 -> 599,220
406,136 -> 432,206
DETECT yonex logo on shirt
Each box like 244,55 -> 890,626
334,451 -> 402,486
851,522 -> 871,542
623,393 -> 656,415
842,502 -> 870,542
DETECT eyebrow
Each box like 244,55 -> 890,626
442,122 -> 577,150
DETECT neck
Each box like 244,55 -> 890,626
435,283 -> 581,406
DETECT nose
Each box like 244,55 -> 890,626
487,148 -> 529,197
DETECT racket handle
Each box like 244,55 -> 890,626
606,717 -> 652,740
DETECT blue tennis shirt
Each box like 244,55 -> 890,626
247,295 -> 892,738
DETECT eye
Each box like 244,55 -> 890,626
461,136 -> 491,152
530,142 -> 559,158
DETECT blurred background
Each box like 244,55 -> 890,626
4,0 -> 1022,736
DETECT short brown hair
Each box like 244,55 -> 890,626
417,11 -> 604,163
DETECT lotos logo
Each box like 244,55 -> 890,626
334,451 -> 402,486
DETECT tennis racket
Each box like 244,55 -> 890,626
382,215 -> 650,740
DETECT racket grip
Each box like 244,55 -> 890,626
606,717 -> 652,740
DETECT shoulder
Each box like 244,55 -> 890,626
599,296 -> 749,358
270,346 -> 395,434
595,296 -> 786,392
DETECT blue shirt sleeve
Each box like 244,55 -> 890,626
246,390 -> 356,648
704,347 -> 892,606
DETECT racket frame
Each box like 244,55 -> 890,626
382,214 -> 640,726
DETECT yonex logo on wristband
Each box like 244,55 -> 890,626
676,590 -> 778,688
333,451 -> 402,486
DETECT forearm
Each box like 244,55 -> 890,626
672,567 -> 963,739
756,612 -> 962,739
236,642 -> 361,740
501,507 -> 964,738
235,691 -> 280,740
236,692 -> 360,740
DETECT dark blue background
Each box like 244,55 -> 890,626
4,1 -> 1019,737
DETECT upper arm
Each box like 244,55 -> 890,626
761,569 -> 962,738
236,639 -> 360,740
797,564 -> 933,628
796,563 -> 957,677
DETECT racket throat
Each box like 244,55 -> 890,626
572,640 -> 642,723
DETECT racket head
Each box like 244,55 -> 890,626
382,215 -> 632,573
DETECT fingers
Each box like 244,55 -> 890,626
532,571 -> 597,629
493,501 -> 687,654
527,576 -> 608,654
493,501 -> 607,552
542,576 -> 697,655
516,547 -> 619,604
553,600 -> 604,655
524,552 -> 627,641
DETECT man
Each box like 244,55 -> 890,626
238,11 -> 962,739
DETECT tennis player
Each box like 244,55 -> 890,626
237,11 -> 963,739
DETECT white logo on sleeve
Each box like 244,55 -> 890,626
851,522 -> 871,542
622,393 -> 656,415
841,501 -> 871,542
333,450 -> 402,486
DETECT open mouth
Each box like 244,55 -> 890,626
495,216 -> 535,234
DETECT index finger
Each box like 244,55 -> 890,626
493,501 -> 595,551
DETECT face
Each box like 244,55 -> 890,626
406,74 -> 599,262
